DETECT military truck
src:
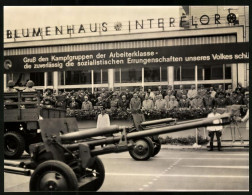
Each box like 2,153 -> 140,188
4,91 -> 66,159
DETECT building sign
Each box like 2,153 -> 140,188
3,42 -> 249,73
5,13 -> 239,41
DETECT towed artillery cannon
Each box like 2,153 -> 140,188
4,113 -> 231,191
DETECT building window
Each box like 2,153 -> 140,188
47,72 -> 53,86
94,69 -> 101,84
102,69 -> 108,83
30,72 -> 44,86
144,67 -> 160,82
116,67 -> 142,83
161,67 -> 168,82
198,65 -> 225,80
174,65 -> 195,81
65,70 -> 91,85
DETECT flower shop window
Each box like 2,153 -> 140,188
30,72 -> 44,86
65,70 -> 91,85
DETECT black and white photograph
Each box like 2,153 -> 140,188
3,5 -> 249,192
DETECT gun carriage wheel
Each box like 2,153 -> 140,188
29,160 -> 78,191
129,137 -> 154,160
152,137 -> 161,157
4,131 -> 25,159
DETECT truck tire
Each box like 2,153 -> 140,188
30,160 -> 78,191
4,131 -> 25,159
79,157 -> 105,191
129,137 -> 154,161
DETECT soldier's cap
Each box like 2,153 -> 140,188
7,80 -> 15,87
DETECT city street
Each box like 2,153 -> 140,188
4,148 -> 249,192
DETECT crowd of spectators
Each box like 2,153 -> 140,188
37,83 -> 249,120
5,79 -> 249,120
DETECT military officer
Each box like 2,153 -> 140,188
142,95 -> 154,110
203,90 -> 214,109
179,94 -> 190,108
187,85 -> 197,100
167,95 -> 179,110
230,91 -> 243,105
5,80 -> 17,92
214,92 -> 227,108
190,95 -> 204,109
81,96 -> 93,111
130,93 -> 141,112
155,94 -> 167,110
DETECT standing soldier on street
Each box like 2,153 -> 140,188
207,107 -> 223,151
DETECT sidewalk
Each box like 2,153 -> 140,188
161,140 -> 249,151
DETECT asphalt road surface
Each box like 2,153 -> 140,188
4,149 -> 249,192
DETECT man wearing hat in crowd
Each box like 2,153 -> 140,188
176,85 -> 187,100
230,91 -> 243,105
23,80 -> 36,92
203,90 -> 215,109
81,96 -> 93,111
214,91 -> 227,108
167,95 -> 179,110
207,107 -> 223,151
187,85 -> 197,100
190,94 -> 204,109
225,85 -> 233,94
142,95 -> 154,110
118,95 -> 130,111
198,84 -> 207,98
155,94 -> 167,110
5,80 -> 17,92
179,94 -> 190,108
110,92 -> 119,111
130,93 -> 141,112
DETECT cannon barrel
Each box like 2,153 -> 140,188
140,118 -> 175,126
60,125 -> 121,142
65,113 -> 231,150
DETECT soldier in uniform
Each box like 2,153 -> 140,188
5,80 -> 17,92
142,95 -> 154,110
179,94 -> 190,108
167,95 -> 179,110
214,92 -> 227,108
187,85 -> 197,100
230,91 -> 243,105
81,96 -> 93,111
203,90 -> 215,109
155,94 -> 167,110
23,80 -> 36,92
110,92 -> 119,111
118,95 -> 129,111
176,85 -> 187,100
69,97 -> 79,109
210,86 -> 217,98
225,85 -> 233,94
130,93 -> 141,112
198,85 -> 207,98
190,95 -> 204,109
